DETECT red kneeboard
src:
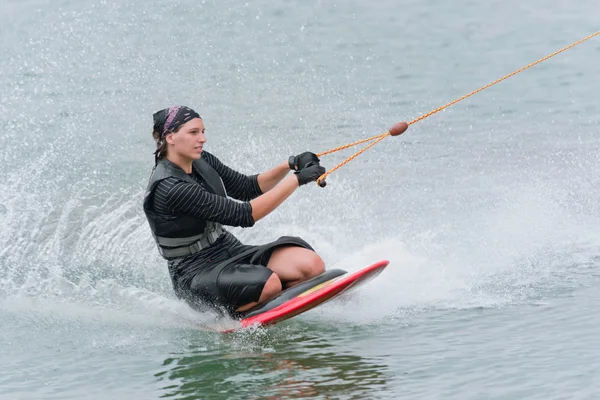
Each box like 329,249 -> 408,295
217,260 -> 389,333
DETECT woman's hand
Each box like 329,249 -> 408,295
295,162 -> 326,186
289,152 -> 320,171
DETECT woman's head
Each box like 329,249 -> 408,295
152,106 -> 205,164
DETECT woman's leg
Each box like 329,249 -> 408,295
235,273 -> 282,312
266,246 -> 325,288
236,247 -> 325,312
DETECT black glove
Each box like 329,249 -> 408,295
288,152 -> 320,171
295,162 -> 326,186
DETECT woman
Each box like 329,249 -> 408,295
143,105 -> 328,318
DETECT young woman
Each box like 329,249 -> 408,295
143,105 -> 328,317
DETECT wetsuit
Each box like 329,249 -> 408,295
144,151 -> 312,316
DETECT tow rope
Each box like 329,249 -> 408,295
315,31 -> 600,187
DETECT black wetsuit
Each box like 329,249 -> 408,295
147,151 -> 311,316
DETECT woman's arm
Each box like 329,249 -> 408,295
202,151 -> 263,201
256,161 -> 290,193
203,151 -> 320,201
250,163 -> 325,222
250,175 -> 298,222
156,163 -> 324,227
156,178 -> 256,227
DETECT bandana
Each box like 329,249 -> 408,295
153,106 -> 201,138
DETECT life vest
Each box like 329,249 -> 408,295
143,157 -> 227,259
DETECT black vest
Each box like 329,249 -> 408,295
143,157 -> 227,258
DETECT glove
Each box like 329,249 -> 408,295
295,162 -> 326,186
288,152 -> 320,171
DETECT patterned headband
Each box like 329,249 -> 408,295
153,106 -> 201,139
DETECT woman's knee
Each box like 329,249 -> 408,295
305,251 -> 325,277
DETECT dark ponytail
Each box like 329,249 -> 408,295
152,129 -> 168,165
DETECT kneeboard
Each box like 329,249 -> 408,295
217,260 -> 388,333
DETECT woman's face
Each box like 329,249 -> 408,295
166,118 -> 206,161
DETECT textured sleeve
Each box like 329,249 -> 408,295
202,151 -> 263,201
153,177 -> 255,228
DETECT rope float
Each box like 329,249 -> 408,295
315,31 -> 600,187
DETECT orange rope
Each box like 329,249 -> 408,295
316,31 -> 600,186
317,132 -> 388,157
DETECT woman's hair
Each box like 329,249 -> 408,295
152,128 -> 168,164
152,124 -> 184,165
